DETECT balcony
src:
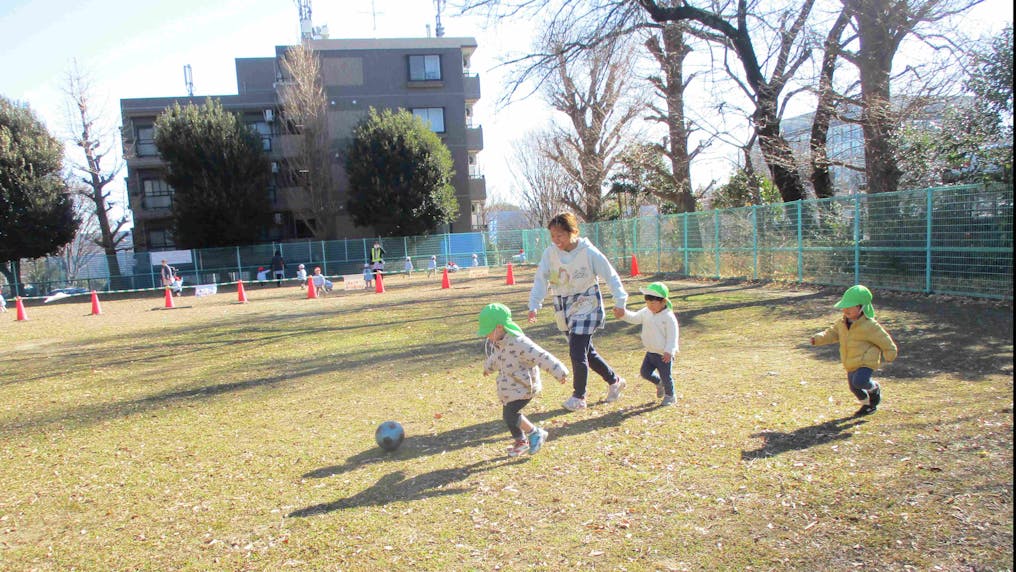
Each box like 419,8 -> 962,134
463,73 -> 481,102
469,175 -> 486,202
465,126 -> 483,152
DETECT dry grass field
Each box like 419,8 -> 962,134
1,269 -> 1012,571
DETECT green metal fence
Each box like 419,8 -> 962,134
6,184 -> 1012,301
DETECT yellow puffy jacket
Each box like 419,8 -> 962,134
813,315 -> 898,372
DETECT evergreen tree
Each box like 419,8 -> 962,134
154,99 -> 271,248
345,108 -> 458,236
0,96 -> 79,292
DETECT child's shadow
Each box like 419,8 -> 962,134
302,403 -> 658,480
290,403 -> 658,517
741,416 -> 866,461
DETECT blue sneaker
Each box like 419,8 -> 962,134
528,427 -> 549,454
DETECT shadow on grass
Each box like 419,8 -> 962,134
289,403 -> 658,516
740,415 -> 866,461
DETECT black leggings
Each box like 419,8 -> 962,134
502,399 -> 531,440
567,332 -> 618,399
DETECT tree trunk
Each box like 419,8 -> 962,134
658,23 -> 696,213
754,88 -> 806,203
810,9 -> 851,199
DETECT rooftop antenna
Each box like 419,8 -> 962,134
434,0 -> 445,38
183,64 -> 194,97
356,0 -> 383,34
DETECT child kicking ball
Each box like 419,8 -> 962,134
478,303 -> 569,457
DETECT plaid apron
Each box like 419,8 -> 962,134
553,284 -> 605,335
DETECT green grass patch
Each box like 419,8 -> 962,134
1,271 -> 1011,571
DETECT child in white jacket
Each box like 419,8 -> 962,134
621,282 -> 680,406
480,303 -> 569,457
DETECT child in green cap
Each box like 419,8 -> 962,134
479,303 -> 570,457
620,282 -> 680,406
811,285 -> 898,416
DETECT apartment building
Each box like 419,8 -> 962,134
121,37 -> 485,251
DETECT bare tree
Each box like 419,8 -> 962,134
643,21 -> 709,212
507,130 -> 572,226
541,33 -> 645,221
63,62 -> 127,276
279,44 -> 342,238
841,0 -> 984,194
56,191 -> 105,286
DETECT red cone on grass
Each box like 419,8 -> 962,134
630,254 -> 640,277
237,280 -> 249,303
164,286 -> 175,309
307,278 -> 318,299
505,262 -> 516,286
90,290 -> 102,315
441,267 -> 451,289
375,271 -> 385,293
15,296 -> 28,321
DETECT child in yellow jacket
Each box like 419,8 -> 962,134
811,285 -> 898,417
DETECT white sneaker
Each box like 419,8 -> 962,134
605,377 -> 627,403
562,396 -> 587,411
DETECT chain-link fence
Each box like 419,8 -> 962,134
5,184 -> 1011,301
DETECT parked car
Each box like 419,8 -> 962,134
47,287 -> 89,296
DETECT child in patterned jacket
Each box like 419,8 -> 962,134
479,303 -> 569,457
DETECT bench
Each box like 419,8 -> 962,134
342,274 -> 366,290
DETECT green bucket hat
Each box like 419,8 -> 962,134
639,282 -> 673,310
477,303 -> 525,337
834,285 -> 875,319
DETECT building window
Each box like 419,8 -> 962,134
141,178 -> 174,210
136,126 -> 157,156
147,228 -> 174,250
409,55 -> 442,81
412,107 -> 445,133
471,201 -> 485,230
250,121 -> 272,151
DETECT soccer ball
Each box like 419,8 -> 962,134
375,421 -> 405,452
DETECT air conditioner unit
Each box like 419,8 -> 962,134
263,109 -> 274,122
271,161 -> 279,173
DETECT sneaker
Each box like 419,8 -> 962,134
605,377 -> 627,403
528,427 -> 549,454
661,395 -> 676,406
562,396 -> 587,411
854,404 -> 876,417
507,439 -> 529,457
869,385 -> 882,409
656,382 -> 665,398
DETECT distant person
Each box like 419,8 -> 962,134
371,259 -> 384,284
515,249 -> 527,264
159,259 -> 175,288
528,212 -> 629,412
256,266 -> 269,283
0,290 -> 6,313
479,303 -> 569,457
311,267 -> 333,294
295,263 -> 308,286
404,256 -> 414,277
446,261 -> 460,272
472,253 -> 480,267
619,282 -> 680,406
170,272 -> 184,296
370,241 -> 385,268
363,263 -> 374,290
270,250 -> 286,287
811,285 -> 898,417
426,255 -> 438,278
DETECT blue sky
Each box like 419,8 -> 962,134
1,0 -> 1012,221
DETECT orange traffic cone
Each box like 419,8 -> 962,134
90,290 -> 102,315
164,286 -> 175,309
441,268 -> 451,289
375,271 -> 385,293
307,278 -> 318,299
505,262 -> 516,286
630,254 -> 640,277
15,296 -> 28,321
237,280 -> 249,303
